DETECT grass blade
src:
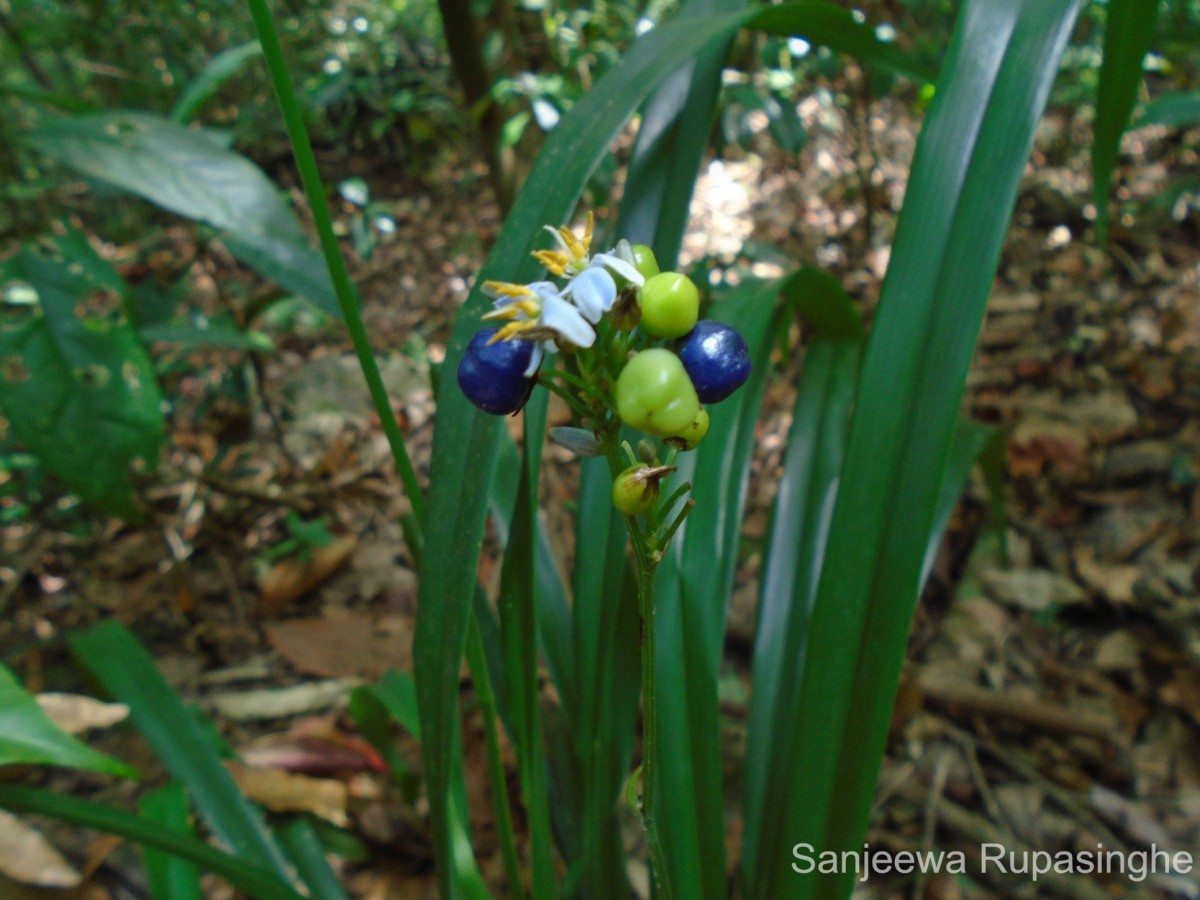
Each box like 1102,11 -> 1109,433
0,785 -> 304,900
1092,0 -> 1160,243
70,621 -> 293,880
760,2 -> 1084,897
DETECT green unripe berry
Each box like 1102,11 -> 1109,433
631,244 -> 660,281
614,349 -> 701,437
638,272 -> 699,339
666,407 -> 709,451
612,464 -> 659,515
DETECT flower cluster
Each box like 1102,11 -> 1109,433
457,213 -> 751,511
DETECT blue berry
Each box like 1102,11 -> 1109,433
457,328 -> 537,415
677,321 -> 751,403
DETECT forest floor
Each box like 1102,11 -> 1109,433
2,86 -> 1199,899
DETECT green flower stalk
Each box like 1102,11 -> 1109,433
459,212 -> 752,897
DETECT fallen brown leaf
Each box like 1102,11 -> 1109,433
265,607 -> 413,680
225,760 -> 348,826
260,534 -> 357,616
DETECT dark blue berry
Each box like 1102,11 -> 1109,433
457,328 -> 537,415
677,320 -> 750,403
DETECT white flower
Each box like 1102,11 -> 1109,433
481,280 -> 594,376
533,212 -> 646,323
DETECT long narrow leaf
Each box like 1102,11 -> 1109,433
70,621 -> 293,881
654,278 -> 786,899
617,0 -> 747,268
497,394 -> 556,897
742,272 -> 862,893
566,455 -> 641,894
277,818 -> 351,900
1092,0 -> 1159,243
764,2 -> 1083,898
141,783 -> 203,900
0,785 -> 304,900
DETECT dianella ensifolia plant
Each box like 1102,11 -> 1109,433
456,213 -> 752,893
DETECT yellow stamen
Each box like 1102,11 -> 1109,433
483,280 -> 531,299
489,320 -> 536,343
533,249 -> 569,276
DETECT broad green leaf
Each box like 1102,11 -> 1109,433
171,41 -> 264,123
0,663 -> 136,778
0,785 -> 304,900
413,13 -> 750,896
742,273 -> 862,893
23,112 -> 338,316
140,783 -> 203,900
654,277 -> 786,900
0,240 -> 163,522
764,2 -> 1083,897
1092,0 -> 1160,243
70,621 -> 294,882
1133,88 -> 1200,129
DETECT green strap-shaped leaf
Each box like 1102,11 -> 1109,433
564,453 -> 640,894
23,111 -> 339,316
0,785 -> 304,900
0,663 -> 137,778
654,278 -> 785,900
277,818 -> 351,900
762,2 -> 1083,897
742,273 -> 862,893
70,621 -> 294,882
1132,87 -> 1200,129
497,395 -> 556,898
141,783 -> 203,900
1093,0 -> 1160,243
0,238 -> 163,522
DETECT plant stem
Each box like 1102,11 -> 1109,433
464,614 -> 526,897
605,447 -> 672,899
245,0 -> 426,528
